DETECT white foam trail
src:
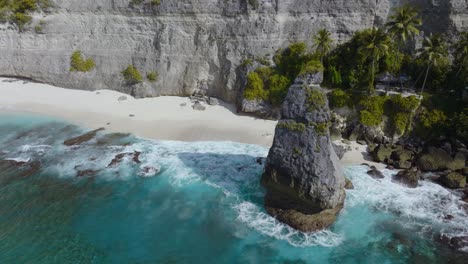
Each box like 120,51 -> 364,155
235,201 -> 343,247
346,166 -> 468,239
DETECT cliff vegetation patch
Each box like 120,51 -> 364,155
147,71 -> 158,82
243,43 -> 323,106
277,121 -> 306,133
122,65 -> 143,85
70,51 -> 96,73
0,0 -> 50,30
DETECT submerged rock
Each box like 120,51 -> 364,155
107,151 -> 142,168
64,128 -> 105,146
138,166 -> 161,178
261,84 -> 345,232
0,160 -> 41,178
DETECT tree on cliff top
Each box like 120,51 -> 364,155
357,28 -> 391,94
418,34 -> 448,94
313,29 -> 333,64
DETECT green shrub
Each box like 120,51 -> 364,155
150,0 -> 161,6
454,108 -> 468,144
256,67 -> 273,83
393,112 -> 411,135
11,12 -> 31,30
268,74 -> 290,106
328,89 -> 350,108
147,71 -> 158,82
415,109 -> 447,138
248,0 -> 259,9
385,95 -> 420,134
244,72 -> 268,101
314,122 -> 330,136
359,96 -> 386,126
278,121 -> 306,133
122,65 -> 143,84
307,88 -> 326,111
299,60 -> 324,76
0,0 -> 49,30
70,50 -> 96,72
241,58 -> 253,67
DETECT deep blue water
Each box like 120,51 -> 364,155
0,113 -> 467,263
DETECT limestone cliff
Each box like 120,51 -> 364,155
0,0 -> 466,102
261,83 -> 345,232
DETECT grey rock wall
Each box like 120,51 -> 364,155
0,0 -> 466,102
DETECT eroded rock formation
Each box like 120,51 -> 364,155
261,83 -> 345,232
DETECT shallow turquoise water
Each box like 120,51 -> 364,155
0,113 -> 467,263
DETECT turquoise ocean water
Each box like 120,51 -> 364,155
0,113 -> 467,263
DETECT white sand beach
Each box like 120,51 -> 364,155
0,77 -> 383,168
0,77 -> 277,146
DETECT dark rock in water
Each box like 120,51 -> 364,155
76,169 -> 99,177
108,151 -> 141,167
361,163 -> 370,167
138,166 -> 161,178
345,178 -> 354,189
392,167 -> 420,188
417,147 -> 453,171
386,165 -> 395,170
64,128 -> 105,146
367,166 -> 384,179
1,160 -> 41,178
261,84 -> 345,232
256,157 -> 264,165
450,236 -> 468,250
441,172 -> 466,189
444,214 -> 454,220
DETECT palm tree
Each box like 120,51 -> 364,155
453,32 -> 468,77
385,4 -> 422,87
358,28 -> 392,94
418,34 -> 448,94
313,29 -> 333,64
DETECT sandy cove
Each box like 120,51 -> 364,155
0,77 -> 384,168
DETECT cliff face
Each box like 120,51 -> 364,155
0,0 -> 466,102
261,83 -> 345,232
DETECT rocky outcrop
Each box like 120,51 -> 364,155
1,0 -> 467,103
261,83 -> 345,232
393,167 -> 421,188
64,128 -> 105,146
441,172 -> 466,189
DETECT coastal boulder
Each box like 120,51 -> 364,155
372,144 -> 393,163
261,85 -> 345,232
392,167 -> 420,188
441,172 -> 466,189
417,147 -> 452,171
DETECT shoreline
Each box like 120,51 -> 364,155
0,77 -> 382,168
0,77 -> 277,147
